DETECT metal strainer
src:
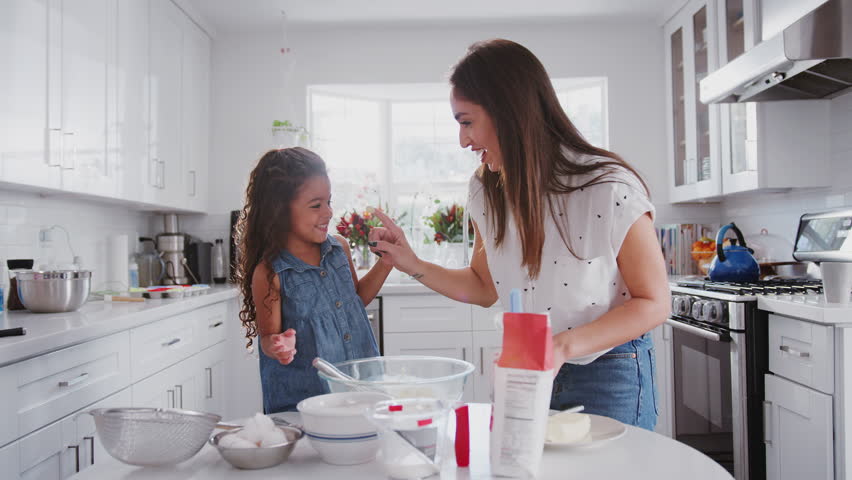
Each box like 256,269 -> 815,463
89,407 -> 223,466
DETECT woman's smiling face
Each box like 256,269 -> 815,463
451,89 -> 502,173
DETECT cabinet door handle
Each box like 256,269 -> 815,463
62,132 -> 76,170
206,367 -> 213,399
48,128 -> 63,166
162,337 -> 181,347
209,321 -> 223,329
763,400 -> 773,446
68,445 -> 80,472
175,384 -> 184,409
462,347 -> 466,361
167,389 -> 175,408
59,372 -> 89,388
779,345 -> 810,358
84,436 -> 94,465
480,347 -> 484,375
188,170 -> 196,196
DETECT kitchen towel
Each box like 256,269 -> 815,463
106,234 -> 129,290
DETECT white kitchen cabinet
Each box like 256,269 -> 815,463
129,310 -> 200,383
198,343 -> 227,417
0,0 -> 62,190
181,15 -> 211,212
0,388 -> 131,480
383,294 -> 472,333
48,0 -> 115,198
146,0 -> 184,206
383,331 -> 475,402
712,0 -> 830,196
764,373 -> 833,480
131,354 -> 200,410
471,304 -> 501,331
651,323 -> 675,438
664,0 -> 723,203
114,0 -> 150,203
472,330 -> 502,404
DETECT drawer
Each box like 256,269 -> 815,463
472,304 -> 502,331
769,313 -> 834,394
0,332 -> 131,447
130,311 -> 200,383
383,294 -> 472,333
195,302 -> 228,349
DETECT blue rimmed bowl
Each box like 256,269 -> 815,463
296,391 -> 390,465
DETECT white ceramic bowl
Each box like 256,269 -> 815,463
296,391 -> 390,465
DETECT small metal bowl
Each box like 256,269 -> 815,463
210,426 -> 303,470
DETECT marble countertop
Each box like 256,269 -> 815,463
71,404 -> 732,480
0,286 -> 239,367
757,294 -> 852,325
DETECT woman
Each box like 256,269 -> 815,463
369,39 -> 670,430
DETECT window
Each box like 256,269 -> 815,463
308,79 -> 608,239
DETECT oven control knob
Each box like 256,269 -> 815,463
691,300 -> 706,320
671,295 -> 693,316
703,301 -> 725,324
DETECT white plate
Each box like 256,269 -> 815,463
544,412 -> 627,448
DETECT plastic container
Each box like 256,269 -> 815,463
212,239 -> 226,284
367,398 -> 451,480
128,258 -> 139,288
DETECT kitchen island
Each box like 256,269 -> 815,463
71,403 -> 732,479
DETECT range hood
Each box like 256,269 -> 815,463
700,0 -> 852,104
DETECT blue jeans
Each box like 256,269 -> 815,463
550,333 -> 658,431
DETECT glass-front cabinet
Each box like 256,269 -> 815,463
665,0 -> 721,203
713,0 -> 830,195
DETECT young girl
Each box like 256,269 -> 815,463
235,147 -> 392,413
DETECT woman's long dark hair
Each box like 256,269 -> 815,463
450,39 -> 648,279
235,147 -> 328,349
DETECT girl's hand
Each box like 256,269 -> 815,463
368,208 -> 422,275
270,329 -> 297,365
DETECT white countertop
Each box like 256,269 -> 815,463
0,286 -> 239,367
71,404 -> 731,480
758,294 -> 852,325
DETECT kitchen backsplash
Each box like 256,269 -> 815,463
0,189 -> 152,289
721,91 -> 852,246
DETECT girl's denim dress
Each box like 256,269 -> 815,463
259,236 -> 379,413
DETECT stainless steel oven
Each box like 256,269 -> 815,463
669,278 -> 822,480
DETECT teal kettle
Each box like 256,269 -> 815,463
708,223 -> 760,282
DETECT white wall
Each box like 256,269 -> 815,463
720,91 -> 852,247
207,20 -> 721,227
0,188 -> 152,290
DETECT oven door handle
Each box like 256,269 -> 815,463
665,318 -> 730,342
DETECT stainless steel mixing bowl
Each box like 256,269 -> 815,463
210,426 -> 303,469
16,270 -> 91,313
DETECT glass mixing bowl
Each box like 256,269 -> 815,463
317,356 -> 475,401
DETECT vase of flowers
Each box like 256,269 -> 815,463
424,203 -> 472,267
336,209 -> 381,269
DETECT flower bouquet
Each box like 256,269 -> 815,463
425,203 -> 467,244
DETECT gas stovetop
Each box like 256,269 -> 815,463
676,278 -> 823,296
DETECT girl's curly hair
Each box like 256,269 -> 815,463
234,147 -> 328,349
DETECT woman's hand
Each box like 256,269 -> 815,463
368,208 -> 422,276
269,328 -> 297,365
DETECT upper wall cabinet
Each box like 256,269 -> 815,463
181,15 -> 211,213
664,0 -> 831,203
713,0 -> 830,195
0,0 -> 211,213
664,0 -> 723,203
0,0 -> 62,190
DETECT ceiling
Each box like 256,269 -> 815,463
185,0 -> 678,34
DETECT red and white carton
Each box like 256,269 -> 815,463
490,311 -> 554,478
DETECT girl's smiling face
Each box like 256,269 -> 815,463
288,175 -> 333,246
451,89 -> 502,172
